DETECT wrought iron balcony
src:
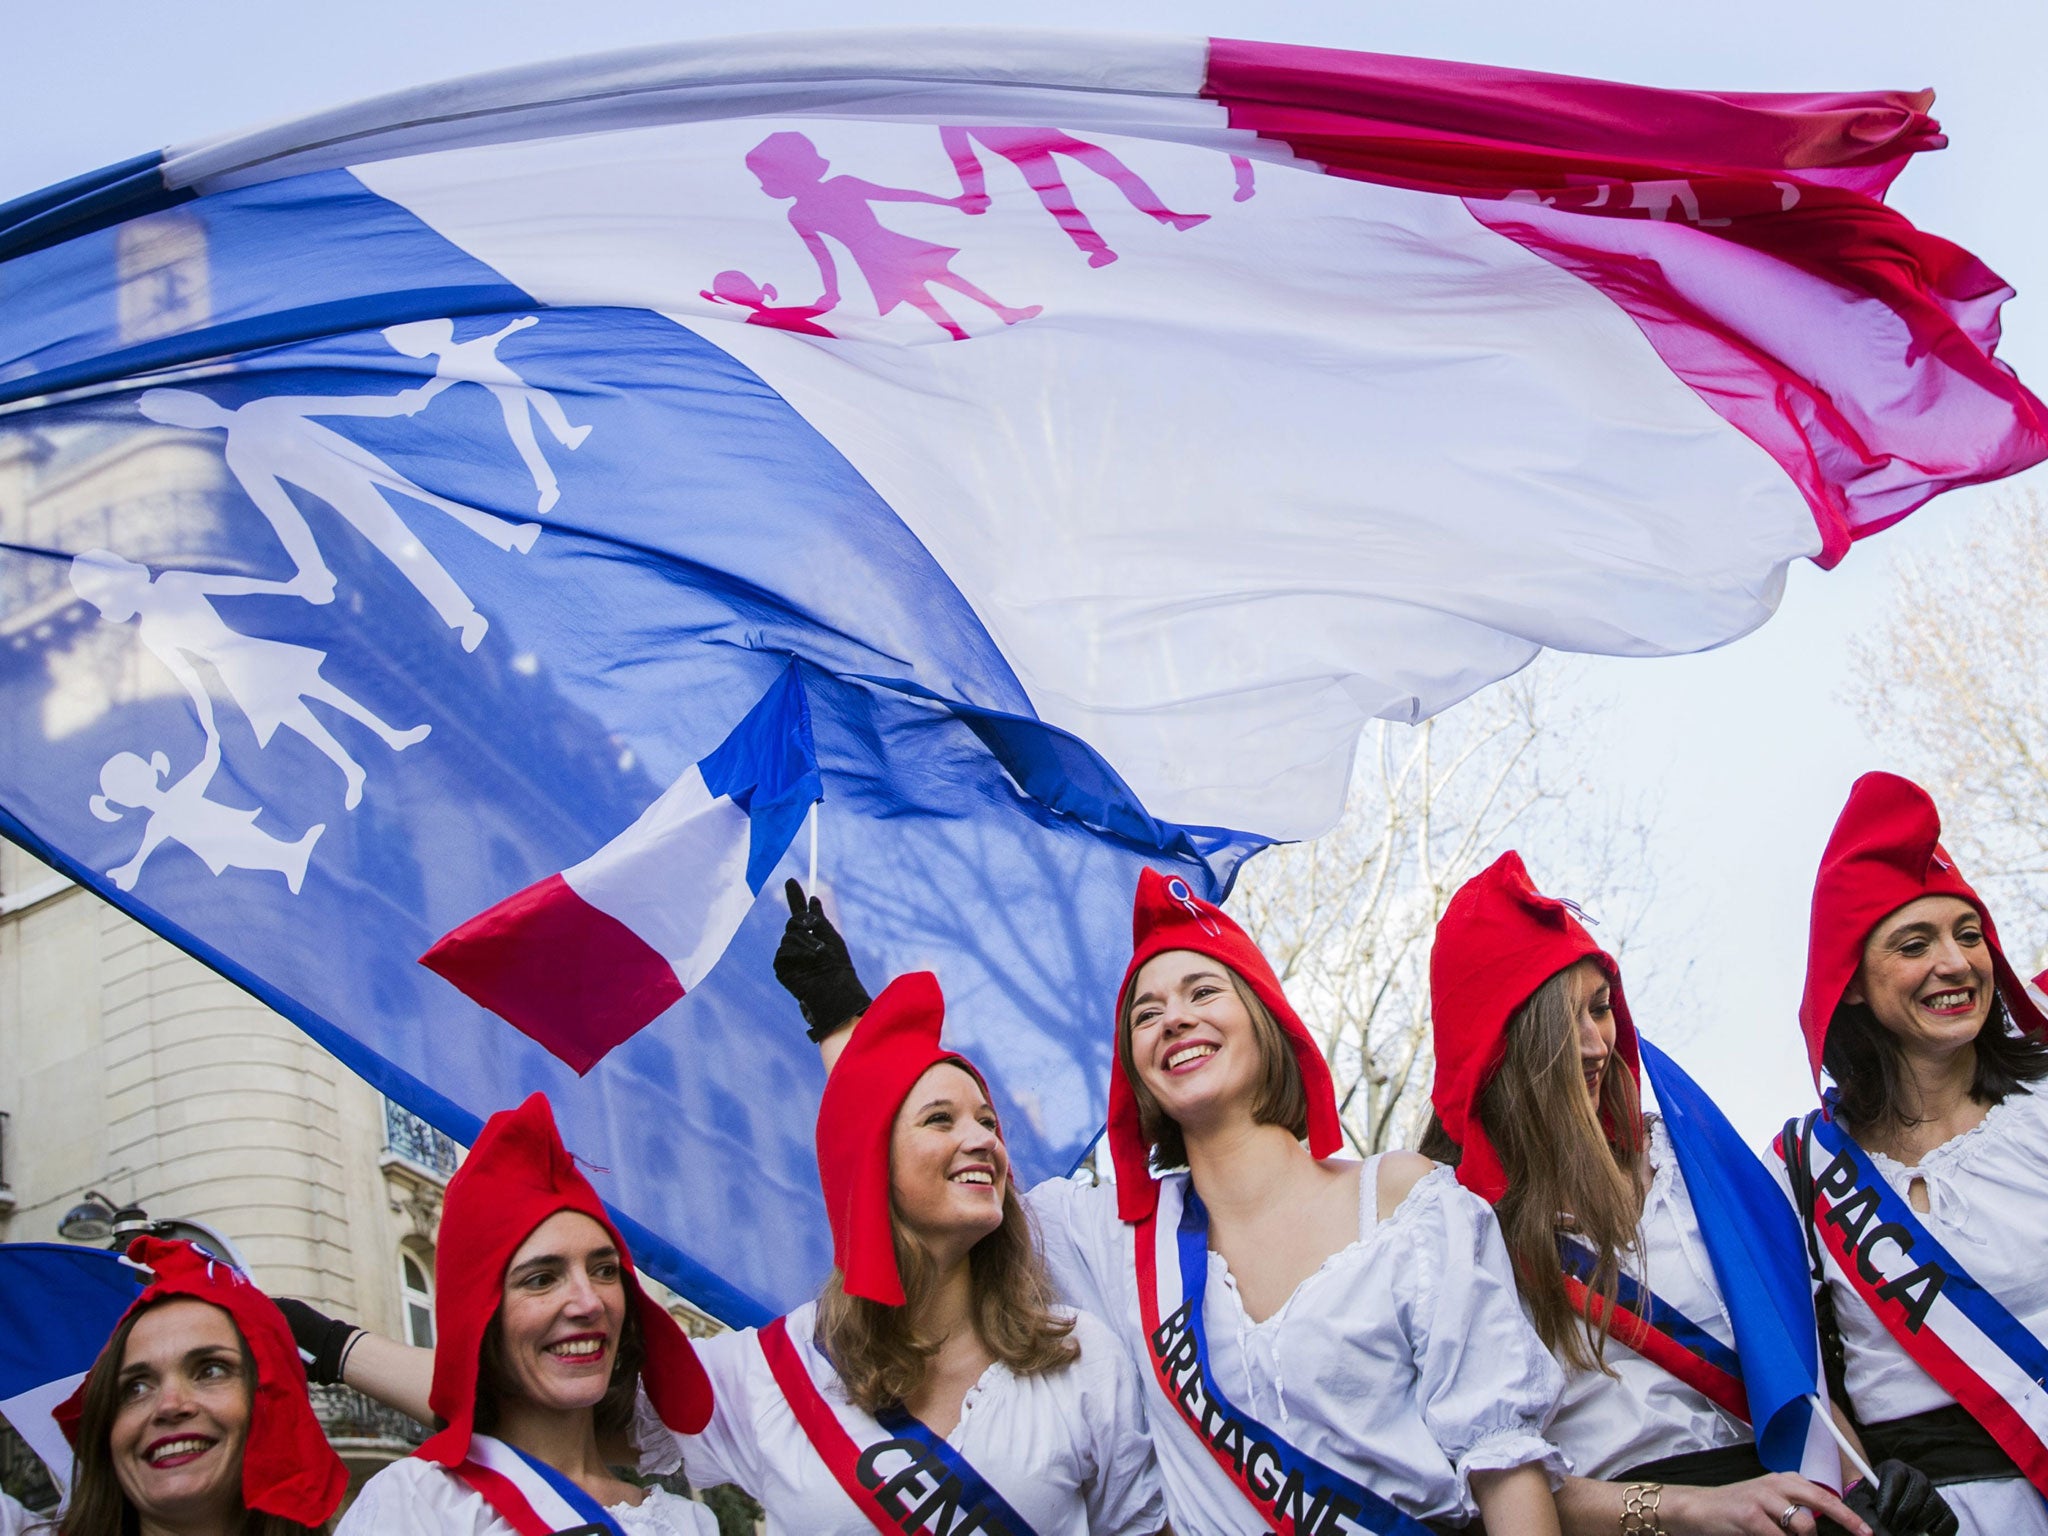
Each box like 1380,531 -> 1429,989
308,1382 -> 429,1450
382,1098 -> 460,1177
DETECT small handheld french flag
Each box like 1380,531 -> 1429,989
423,664 -> 822,1073
0,1243 -> 145,1500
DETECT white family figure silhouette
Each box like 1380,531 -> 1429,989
91,745 -> 325,895
138,383 -> 538,653
70,549 -> 432,810
382,316 -> 592,513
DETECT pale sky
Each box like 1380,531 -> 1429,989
7,0 -> 2044,1142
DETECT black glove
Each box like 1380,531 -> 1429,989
1845,1460 -> 1959,1536
276,1297 -> 364,1386
774,878 -> 871,1040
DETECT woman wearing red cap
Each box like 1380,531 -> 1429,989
782,869 -> 1568,1535
1778,772 -> 2048,1535
336,1092 -> 719,1535
48,1235 -> 347,1536
632,894 -> 1163,1533
314,913 -> 1165,1532
1422,852 -> 1948,1536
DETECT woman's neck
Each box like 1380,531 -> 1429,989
490,1400 -> 612,1486
1183,1115 -> 1317,1219
1877,1041 -> 1986,1156
912,1252 -> 980,1350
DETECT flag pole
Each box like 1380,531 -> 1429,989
807,802 -> 819,891
1809,1394 -> 1880,1485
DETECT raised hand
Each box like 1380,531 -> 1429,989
774,877 -> 872,1039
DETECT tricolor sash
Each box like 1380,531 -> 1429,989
1781,1106 -> 2048,1495
758,1314 -> 1035,1536
1558,1237 -> 1750,1423
1133,1177 -> 1435,1536
447,1433 -> 627,1536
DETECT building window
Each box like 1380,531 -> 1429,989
383,1098 -> 461,1177
400,1247 -> 435,1349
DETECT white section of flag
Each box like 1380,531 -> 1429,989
562,763 -> 755,992
2,1371 -> 85,1497
356,114 -> 1814,840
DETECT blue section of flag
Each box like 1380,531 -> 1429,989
1639,1038 -> 1824,1473
0,171 -> 1256,1326
0,1244 -> 143,1399
698,660 -> 821,894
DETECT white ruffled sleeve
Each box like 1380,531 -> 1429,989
1067,1310 -> 1167,1536
1024,1172 -> 1122,1319
1395,1169 -> 1569,1519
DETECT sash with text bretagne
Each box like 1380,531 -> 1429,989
1558,1236 -> 1750,1422
758,1314 -> 1036,1536
1133,1177 -> 1435,1536
447,1432 -> 627,1536
1781,1106 -> 2048,1495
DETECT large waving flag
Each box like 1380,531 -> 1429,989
1640,1040 -> 1842,1487
0,32 -> 2040,1323
0,1244 -> 144,1500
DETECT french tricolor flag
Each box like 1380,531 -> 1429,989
422,664 -> 821,1073
0,1243 -> 145,1502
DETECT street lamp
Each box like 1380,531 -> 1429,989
56,1191 -> 250,1269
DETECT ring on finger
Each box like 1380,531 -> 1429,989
1777,1505 -> 1802,1532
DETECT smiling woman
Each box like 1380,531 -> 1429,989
1779,772 -> 2048,1536
51,1237 -> 346,1536
334,1095 -> 718,1536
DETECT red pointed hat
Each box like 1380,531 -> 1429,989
416,1092 -> 711,1466
1801,772 -> 2046,1087
1429,851 -> 1638,1203
1108,868 -> 1343,1223
817,971 -> 994,1305
54,1236 -> 347,1525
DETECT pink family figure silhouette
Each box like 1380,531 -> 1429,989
700,270 -> 837,338
745,130 -> 1040,342
940,126 -> 1210,267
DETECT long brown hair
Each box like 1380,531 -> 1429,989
1116,965 -> 1309,1171
56,1300 -> 329,1536
815,1178 -> 1077,1416
1420,963 -> 1645,1373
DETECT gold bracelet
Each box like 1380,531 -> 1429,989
1620,1482 -> 1667,1536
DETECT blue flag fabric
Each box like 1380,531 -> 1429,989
0,1244 -> 144,1494
698,661 -> 823,894
1639,1038 -> 1835,1478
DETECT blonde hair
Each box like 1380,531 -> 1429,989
813,1187 -> 1076,1415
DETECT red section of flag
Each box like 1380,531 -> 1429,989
1203,39 -> 2048,565
420,873 -> 683,1075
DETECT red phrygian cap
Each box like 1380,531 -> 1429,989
55,1236 -> 348,1526
416,1092 -> 711,1467
1801,772 -> 2046,1087
1430,851 -> 1639,1204
1108,868 -> 1344,1223
817,971 -> 995,1305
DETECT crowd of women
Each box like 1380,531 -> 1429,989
15,769 -> 2047,1536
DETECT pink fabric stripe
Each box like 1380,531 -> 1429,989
420,872 -> 684,1075
1203,38 -> 2048,566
